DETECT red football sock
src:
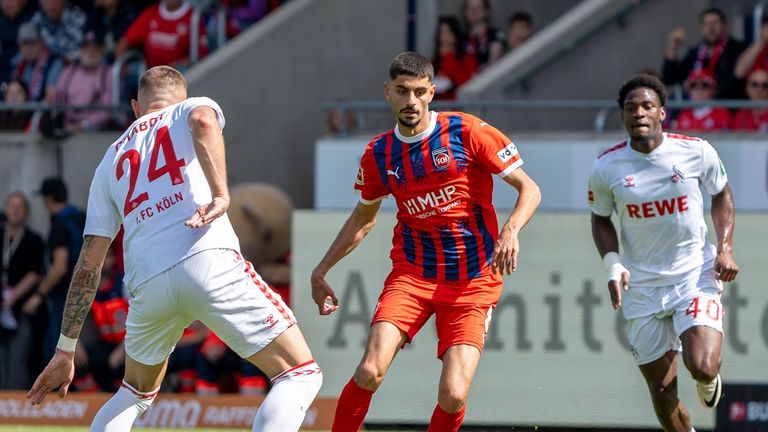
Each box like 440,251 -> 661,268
331,378 -> 375,432
427,404 -> 466,432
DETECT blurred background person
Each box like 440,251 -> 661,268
662,7 -> 746,99
463,0 -> 504,69
22,177 -> 85,362
732,68 -> 768,131
51,30 -> 113,132
0,192 -> 44,390
85,0 -> 139,61
0,79 -> 33,131
734,16 -> 768,79
0,0 -> 37,82
672,70 -> 731,131
433,15 -> 477,100
9,22 -> 63,102
30,0 -> 87,61
505,11 -> 533,53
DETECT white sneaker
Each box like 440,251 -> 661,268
697,374 -> 722,408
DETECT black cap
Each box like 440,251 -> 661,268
80,30 -> 105,47
37,177 -> 68,203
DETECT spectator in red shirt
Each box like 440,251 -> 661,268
673,70 -> 731,131
115,0 -> 207,69
463,0 -> 504,69
732,68 -> 768,131
432,16 -> 477,100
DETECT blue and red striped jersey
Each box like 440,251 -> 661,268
354,111 -> 523,282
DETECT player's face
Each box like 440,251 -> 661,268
384,75 -> 435,130
621,87 -> 665,141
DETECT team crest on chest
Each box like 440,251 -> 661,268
432,147 -> 451,170
623,176 -> 636,188
671,165 -> 687,183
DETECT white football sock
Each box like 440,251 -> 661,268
90,381 -> 159,432
252,360 -> 323,432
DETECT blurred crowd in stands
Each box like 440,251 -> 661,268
0,0 -> 287,134
0,179 -> 275,395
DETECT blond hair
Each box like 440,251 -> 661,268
138,66 -> 187,99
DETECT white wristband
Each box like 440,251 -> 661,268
56,334 -> 77,352
602,252 -> 629,282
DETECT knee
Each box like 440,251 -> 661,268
353,362 -> 386,391
689,358 -> 719,383
437,388 -> 467,414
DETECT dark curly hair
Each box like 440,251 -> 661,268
617,74 -> 667,108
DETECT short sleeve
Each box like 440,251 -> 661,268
588,160 -> 614,217
84,161 -> 121,239
184,97 -> 225,130
353,145 -> 390,204
700,140 -> 727,195
468,115 -> 524,177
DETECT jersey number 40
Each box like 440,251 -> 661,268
116,126 -> 186,216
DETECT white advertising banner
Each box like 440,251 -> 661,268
315,135 -> 768,211
292,211 -> 768,428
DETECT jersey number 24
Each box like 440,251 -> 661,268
116,126 -> 186,216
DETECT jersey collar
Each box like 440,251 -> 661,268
159,1 -> 191,21
394,111 -> 437,143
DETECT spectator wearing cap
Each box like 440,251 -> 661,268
52,30 -> 113,132
732,68 -> 768,131
662,7 -> 746,99
30,0 -> 86,61
9,22 -> 63,102
0,0 -> 37,82
673,70 -> 732,131
22,177 -> 85,362
86,0 -> 139,61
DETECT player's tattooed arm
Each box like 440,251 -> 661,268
60,235 -> 112,339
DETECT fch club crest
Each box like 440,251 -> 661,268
432,147 -> 451,170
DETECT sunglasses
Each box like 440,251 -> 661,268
689,81 -> 713,89
749,81 -> 768,90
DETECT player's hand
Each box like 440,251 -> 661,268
26,349 -> 75,405
714,250 -> 739,282
608,271 -> 630,310
185,196 -> 229,228
491,225 -> 519,275
311,270 -> 339,315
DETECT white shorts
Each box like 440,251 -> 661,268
124,248 -> 295,365
622,255 -> 724,366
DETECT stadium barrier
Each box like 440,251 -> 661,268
0,391 -> 336,429
293,212 -> 768,429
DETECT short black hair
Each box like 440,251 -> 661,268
389,52 -> 434,81
617,74 -> 667,108
700,7 -> 726,24
508,11 -> 533,26
38,177 -> 68,203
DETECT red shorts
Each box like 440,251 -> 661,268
371,271 -> 502,359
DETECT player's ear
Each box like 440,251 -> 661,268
428,83 -> 436,102
131,99 -> 140,119
660,106 -> 666,122
383,82 -> 391,102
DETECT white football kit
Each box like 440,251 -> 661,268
85,97 -> 294,365
588,132 -> 727,365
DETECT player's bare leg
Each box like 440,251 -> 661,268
332,321 -> 407,431
90,355 -> 168,431
428,344 -> 481,432
246,324 -> 322,432
638,350 -> 692,432
681,326 -> 723,407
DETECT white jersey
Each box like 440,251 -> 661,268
588,132 -> 728,287
84,97 -> 240,289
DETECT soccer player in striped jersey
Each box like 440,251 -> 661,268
589,74 -> 739,432
311,52 -> 541,431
